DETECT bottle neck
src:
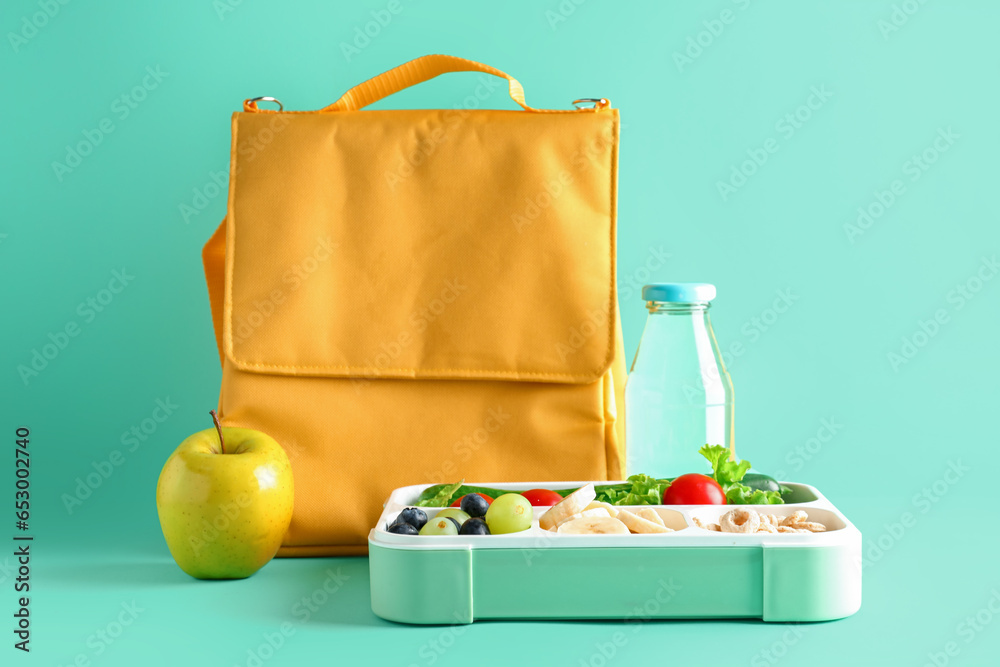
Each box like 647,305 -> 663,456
631,301 -> 718,373
646,301 -> 711,314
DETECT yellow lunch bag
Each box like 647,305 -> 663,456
201,55 -> 626,555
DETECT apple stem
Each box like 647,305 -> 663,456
209,410 -> 225,454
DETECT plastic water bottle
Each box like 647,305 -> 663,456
625,283 -> 734,477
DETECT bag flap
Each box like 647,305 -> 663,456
224,109 -> 619,384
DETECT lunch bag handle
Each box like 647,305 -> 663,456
321,54 -> 536,112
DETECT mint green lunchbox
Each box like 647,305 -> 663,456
369,482 -> 861,624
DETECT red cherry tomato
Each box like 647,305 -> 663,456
450,492 -> 494,508
520,488 -> 564,506
662,474 -> 727,505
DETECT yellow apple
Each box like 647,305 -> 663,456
156,411 -> 293,579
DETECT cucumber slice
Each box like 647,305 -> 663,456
741,473 -> 783,494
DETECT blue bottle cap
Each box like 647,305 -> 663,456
641,282 -> 717,303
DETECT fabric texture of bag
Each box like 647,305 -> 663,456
202,55 -> 626,556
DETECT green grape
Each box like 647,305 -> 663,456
485,493 -> 533,534
419,517 -> 459,536
437,508 -> 471,525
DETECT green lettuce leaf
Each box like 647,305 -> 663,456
699,444 -> 784,505
414,479 -> 465,507
699,444 -> 752,485
594,474 -> 671,506
724,483 -> 785,505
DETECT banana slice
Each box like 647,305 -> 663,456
618,509 -> 674,534
539,483 -> 596,531
551,507 -> 611,530
636,508 -> 665,526
556,516 -> 629,535
585,501 -> 619,518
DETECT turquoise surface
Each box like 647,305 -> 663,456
3,0 -> 999,664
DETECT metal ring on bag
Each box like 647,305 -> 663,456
572,98 -> 609,110
246,96 -> 284,111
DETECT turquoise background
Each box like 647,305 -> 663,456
3,0 -> 998,664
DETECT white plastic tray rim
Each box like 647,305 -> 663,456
369,481 -> 860,551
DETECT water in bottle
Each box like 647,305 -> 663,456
625,283 -> 734,477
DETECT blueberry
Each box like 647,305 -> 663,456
387,521 -> 419,535
397,507 -> 428,530
459,518 -> 491,535
445,517 -> 462,531
460,493 -> 490,518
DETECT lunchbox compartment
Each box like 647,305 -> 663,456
374,482 -> 842,546
686,506 -> 847,533
369,480 -> 861,624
